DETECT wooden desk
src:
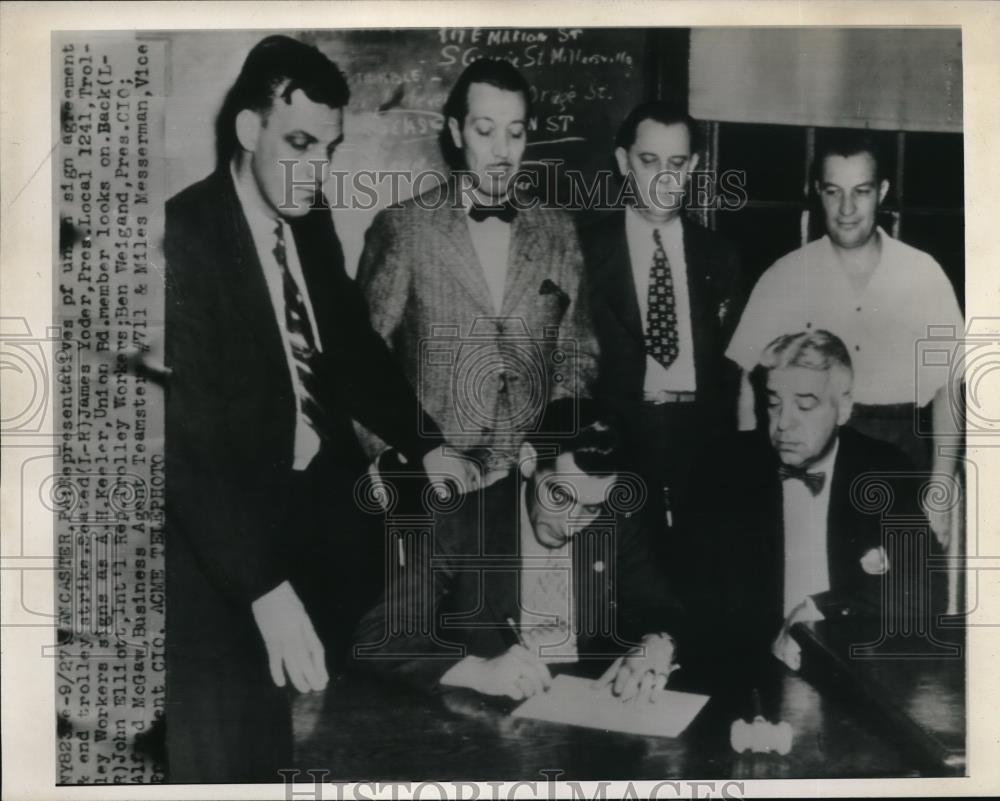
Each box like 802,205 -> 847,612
793,617 -> 966,775
292,662 -> 930,780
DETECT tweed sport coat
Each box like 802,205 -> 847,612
356,182 -> 599,470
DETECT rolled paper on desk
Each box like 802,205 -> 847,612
730,716 -> 793,755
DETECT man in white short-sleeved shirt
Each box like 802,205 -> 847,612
726,133 -> 963,546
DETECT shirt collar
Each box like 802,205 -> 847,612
625,203 -> 683,240
821,225 -> 892,265
230,159 -> 281,237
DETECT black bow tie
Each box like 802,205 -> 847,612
469,201 -> 517,223
778,465 -> 826,496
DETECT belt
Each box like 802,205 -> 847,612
643,390 -> 697,405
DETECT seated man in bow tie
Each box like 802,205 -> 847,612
677,330 -> 928,683
356,58 -> 598,484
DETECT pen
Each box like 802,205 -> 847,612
505,616 -> 528,649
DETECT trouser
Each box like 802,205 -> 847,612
619,400 -> 704,585
166,642 -> 293,783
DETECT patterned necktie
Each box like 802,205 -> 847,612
779,465 -> 827,496
644,228 -> 679,369
273,221 -> 323,437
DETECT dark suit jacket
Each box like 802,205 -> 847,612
164,168 -> 443,662
679,427 -> 922,685
579,210 -> 743,426
354,474 -> 684,692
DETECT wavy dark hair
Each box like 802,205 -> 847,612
215,34 -> 350,169
524,398 -> 626,477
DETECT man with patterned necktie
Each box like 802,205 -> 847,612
579,102 -> 744,560
677,330 -> 930,687
164,35 -> 471,782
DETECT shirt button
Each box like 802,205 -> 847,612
855,345 -> 861,352
856,306 -> 862,312
806,321 -> 812,329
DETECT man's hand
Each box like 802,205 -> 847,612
594,633 -> 678,702
771,596 -> 824,672
440,645 -> 552,700
251,581 -> 329,693
422,445 -> 482,497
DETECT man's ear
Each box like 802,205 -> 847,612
519,441 -> 538,480
235,108 -> 262,154
447,116 -> 463,151
614,146 -> 629,177
878,178 -> 890,205
837,391 -> 854,426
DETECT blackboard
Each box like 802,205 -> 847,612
162,28 -> 651,269
313,27 -> 650,266
313,28 -> 647,174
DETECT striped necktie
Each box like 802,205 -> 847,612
273,221 -> 323,441
644,228 -> 680,369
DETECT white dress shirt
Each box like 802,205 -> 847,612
782,438 -> 840,616
231,163 -> 323,470
624,206 -> 697,393
466,208 -> 513,313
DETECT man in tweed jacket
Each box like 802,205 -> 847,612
357,59 -> 598,480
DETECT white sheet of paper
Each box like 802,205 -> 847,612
511,675 -> 710,738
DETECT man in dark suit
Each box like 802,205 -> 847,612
355,399 -> 684,702
164,35 -> 467,782
579,101 -> 743,542
679,330 -> 925,687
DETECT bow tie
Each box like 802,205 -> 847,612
778,465 -> 826,496
469,201 -> 517,223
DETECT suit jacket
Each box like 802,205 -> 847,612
164,169 -> 443,660
579,210 -> 743,425
679,427 -> 922,683
354,474 -> 684,691
356,182 -> 599,468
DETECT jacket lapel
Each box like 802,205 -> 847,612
595,212 -> 644,345
214,171 -> 289,382
764,446 -> 788,622
290,206 -> 345,351
682,219 -> 711,382
500,210 -> 543,317
826,432 -> 857,588
431,201 -> 496,314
